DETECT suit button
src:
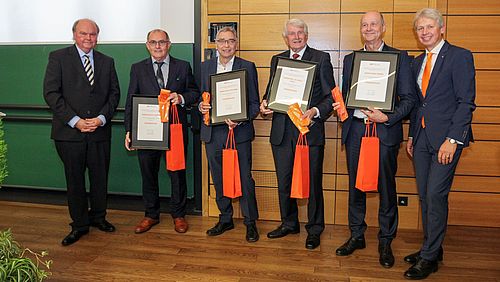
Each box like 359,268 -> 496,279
87,111 -> 91,114
422,103 -> 427,107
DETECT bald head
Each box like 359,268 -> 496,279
360,11 -> 386,50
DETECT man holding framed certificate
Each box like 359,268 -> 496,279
198,26 -> 261,242
333,11 -> 416,268
124,29 -> 199,235
260,18 -> 335,250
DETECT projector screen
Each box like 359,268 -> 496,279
0,0 -> 194,44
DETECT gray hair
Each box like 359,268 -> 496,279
147,29 -> 170,41
283,18 -> 309,37
362,11 -> 385,26
72,18 -> 100,34
216,26 -> 238,40
414,8 -> 444,30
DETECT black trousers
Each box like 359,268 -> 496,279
137,149 -> 187,219
205,127 -> 258,225
55,139 -> 110,232
345,119 -> 399,245
413,128 -> 462,261
272,118 -> 325,235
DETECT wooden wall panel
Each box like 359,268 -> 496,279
447,0 -> 500,15
290,14 -> 340,51
256,68 -> 270,100
240,0 -> 289,14
476,71 -> 500,106
394,0 -> 430,12
474,53 -> 500,70
239,51 -> 275,68
240,15 -> 288,51
393,14 -> 422,51
452,175 -> 500,193
449,192 -> 500,227
455,142 -> 500,176
252,137 -> 276,171
207,0 -> 239,14
340,0 -> 393,12
471,124 -> 500,141
446,16 -> 500,52
473,107 -> 500,124
324,139 -> 337,174
290,0 -> 340,13
340,14 -> 393,51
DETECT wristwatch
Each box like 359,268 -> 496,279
448,138 -> 457,144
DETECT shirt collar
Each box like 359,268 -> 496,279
151,55 -> 170,65
75,45 -> 93,59
427,39 -> 445,56
217,55 -> 235,69
363,41 -> 385,52
290,46 -> 307,59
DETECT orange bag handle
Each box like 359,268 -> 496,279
296,133 -> 308,146
225,128 -> 236,150
170,104 -> 180,124
364,122 -> 377,137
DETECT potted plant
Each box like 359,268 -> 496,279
0,229 -> 52,281
0,112 -> 6,186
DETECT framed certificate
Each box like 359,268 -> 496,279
266,57 -> 317,114
210,69 -> 248,125
131,95 -> 169,150
346,51 -> 400,112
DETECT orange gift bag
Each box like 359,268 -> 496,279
222,128 -> 242,198
291,133 -> 310,199
355,122 -> 379,192
166,104 -> 185,171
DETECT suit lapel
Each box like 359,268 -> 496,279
70,46 -> 89,83
301,46 -> 311,61
93,51 -> 103,85
414,54 -> 425,98
232,56 -> 242,71
165,56 -> 176,89
426,41 -> 450,95
144,59 -> 159,90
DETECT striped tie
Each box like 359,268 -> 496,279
83,55 -> 94,86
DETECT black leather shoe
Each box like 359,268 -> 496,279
404,258 -> 438,280
206,222 -> 234,236
267,225 -> 299,239
305,234 -> 320,249
379,244 -> 395,268
404,247 -> 443,265
245,223 -> 259,243
336,237 -> 366,256
61,230 -> 89,246
91,220 -> 116,232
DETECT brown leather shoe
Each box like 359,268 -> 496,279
134,217 -> 159,234
174,217 -> 188,233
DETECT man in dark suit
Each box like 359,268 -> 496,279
124,29 -> 199,234
260,18 -> 335,249
43,18 -> 120,246
333,11 -> 416,268
404,8 -> 476,280
198,27 -> 260,242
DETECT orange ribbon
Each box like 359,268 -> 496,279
158,89 -> 171,123
202,91 -> 210,126
331,86 -> 348,122
287,103 -> 310,135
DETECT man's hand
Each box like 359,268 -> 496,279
302,108 -> 318,120
260,99 -> 273,117
438,140 -> 457,165
125,132 -> 135,151
361,107 -> 388,123
225,119 -> 238,129
75,118 -> 100,132
169,92 -> 183,105
199,101 -> 211,114
406,138 -> 414,158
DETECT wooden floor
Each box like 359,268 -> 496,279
1,201 -> 499,281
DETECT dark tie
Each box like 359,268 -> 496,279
292,53 -> 300,60
155,61 -> 165,89
83,55 -> 94,86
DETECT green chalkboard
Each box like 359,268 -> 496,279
0,43 -> 195,197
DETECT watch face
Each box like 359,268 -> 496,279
449,139 -> 456,144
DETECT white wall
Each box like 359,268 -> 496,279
0,0 -> 194,44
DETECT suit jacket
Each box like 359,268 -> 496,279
341,44 -> 416,146
264,46 -> 335,146
199,56 -> 260,144
409,41 -> 476,149
124,56 -> 199,133
43,45 -> 120,141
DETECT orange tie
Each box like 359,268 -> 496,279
421,52 -> 433,128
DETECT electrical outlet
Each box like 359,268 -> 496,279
398,196 -> 408,206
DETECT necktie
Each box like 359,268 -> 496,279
292,53 -> 300,60
83,55 -> 94,86
155,61 -> 165,89
421,52 -> 433,128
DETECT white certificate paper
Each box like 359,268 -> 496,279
354,60 -> 390,102
274,66 -> 308,106
216,78 -> 241,117
137,104 -> 163,141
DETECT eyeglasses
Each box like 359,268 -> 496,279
215,39 -> 237,45
147,40 -> 170,47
